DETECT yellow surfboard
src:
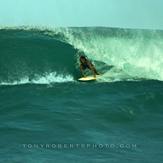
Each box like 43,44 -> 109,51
78,75 -> 100,81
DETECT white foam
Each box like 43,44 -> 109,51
57,28 -> 163,81
31,72 -> 74,84
0,72 -> 74,86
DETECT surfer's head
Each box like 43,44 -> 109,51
80,55 -> 87,63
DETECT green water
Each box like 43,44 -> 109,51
0,27 -> 163,163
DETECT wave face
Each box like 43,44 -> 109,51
0,27 -> 163,85
0,29 -> 77,85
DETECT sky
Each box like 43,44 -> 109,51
0,0 -> 163,29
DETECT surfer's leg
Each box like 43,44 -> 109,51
93,67 -> 99,75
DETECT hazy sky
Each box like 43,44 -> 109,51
0,0 -> 163,29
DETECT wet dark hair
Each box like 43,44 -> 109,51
80,55 -> 86,59
80,55 -> 88,62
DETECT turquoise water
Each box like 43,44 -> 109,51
0,27 -> 163,163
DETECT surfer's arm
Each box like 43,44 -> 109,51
88,63 -> 96,78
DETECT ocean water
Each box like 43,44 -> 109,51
0,27 -> 163,163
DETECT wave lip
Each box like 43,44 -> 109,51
0,72 -> 74,86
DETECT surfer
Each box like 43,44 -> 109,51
79,55 -> 99,77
